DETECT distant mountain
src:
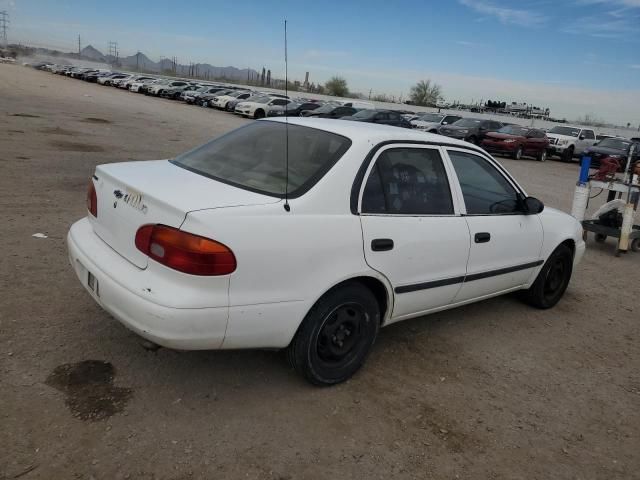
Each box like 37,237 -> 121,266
80,45 -> 106,62
74,46 -> 258,81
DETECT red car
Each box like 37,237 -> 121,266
481,125 -> 550,161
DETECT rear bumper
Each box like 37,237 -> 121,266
67,218 -> 228,350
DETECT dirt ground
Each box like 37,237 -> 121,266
1,65 -> 639,480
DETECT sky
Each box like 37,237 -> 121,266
2,0 -> 639,125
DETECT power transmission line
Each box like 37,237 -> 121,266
0,11 -> 9,46
108,41 -> 118,64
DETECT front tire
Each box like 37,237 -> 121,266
562,146 -> 574,163
520,244 -> 573,309
254,109 -> 265,119
286,283 -> 380,386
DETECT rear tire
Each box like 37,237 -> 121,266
631,238 -> 640,252
513,146 -> 523,160
254,109 -> 265,119
520,244 -> 573,309
286,283 -> 380,386
538,150 -> 547,162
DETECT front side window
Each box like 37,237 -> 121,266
448,150 -> 520,215
362,148 -> 453,215
583,130 -> 595,140
173,122 -> 351,197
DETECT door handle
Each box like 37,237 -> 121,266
371,238 -> 394,251
474,232 -> 491,243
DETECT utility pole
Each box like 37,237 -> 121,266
78,34 -> 81,55
0,11 -> 9,46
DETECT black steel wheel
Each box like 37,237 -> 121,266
287,283 -> 380,386
520,244 -> 573,309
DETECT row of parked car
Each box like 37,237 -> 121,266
34,63 -> 639,167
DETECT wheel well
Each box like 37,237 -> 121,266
560,239 -> 575,257
344,277 -> 390,324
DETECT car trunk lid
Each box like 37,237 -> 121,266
90,160 -> 279,268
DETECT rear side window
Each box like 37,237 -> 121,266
583,130 -> 595,140
362,148 -> 453,215
173,122 -> 351,198
448,150 -> 519,215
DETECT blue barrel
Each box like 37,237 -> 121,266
579,156 -> 591,184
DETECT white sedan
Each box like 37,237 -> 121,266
68,119 -> 585,385
234,96 -> 291,119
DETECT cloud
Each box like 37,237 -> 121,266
458,0 -> 546,26
562,14 -> 637,38
630,64 -> 640,69
576,0 -> 640,7
455,40 -> 486,47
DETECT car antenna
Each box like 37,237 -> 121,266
283,19 -> 291,212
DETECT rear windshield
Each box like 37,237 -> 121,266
597,138 -> 631,150
418,113 -> 444,122
453,119 -> 482,127
498,125 -> 529,136
172,121 -> 352,198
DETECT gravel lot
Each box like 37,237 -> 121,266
1,65 -> 639,480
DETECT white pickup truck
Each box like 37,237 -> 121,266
546,125 -> 597,162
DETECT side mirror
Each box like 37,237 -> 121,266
442,121 -> 448,125
579,135 -> 585,140
524,197 -> 544,214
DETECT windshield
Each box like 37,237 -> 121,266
498,125 -> 529,136
173,122 -> 352,197
418,113 -> 444,123
549,126 -> 580,137
453,119 -> 482,127
597,138 -> 631,150
351,109 -> 378,119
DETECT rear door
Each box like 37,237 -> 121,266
444,148 -> 543,302
358,145 -> 470,320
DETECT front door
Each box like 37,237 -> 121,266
445,148 -> 544,302
358,145 -> 471,321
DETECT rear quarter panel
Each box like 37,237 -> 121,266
182,203 -> 387,348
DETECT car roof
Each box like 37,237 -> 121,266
263,117 -> 484,151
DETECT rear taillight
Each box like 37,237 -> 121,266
87,180 -> 97,217
135,225 -> 236,276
